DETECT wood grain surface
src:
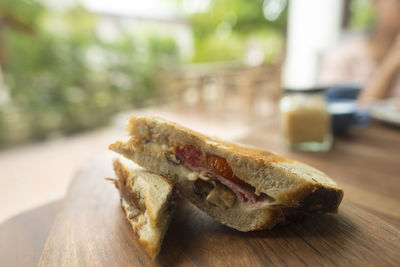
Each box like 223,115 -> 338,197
0,201 -> 60,267
239,121 -> 400,229
38,152 -> 400,267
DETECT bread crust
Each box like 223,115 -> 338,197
111,158 -> 175,258
109,116 -> 344,232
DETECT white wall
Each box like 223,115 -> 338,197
283,0 -> 344,89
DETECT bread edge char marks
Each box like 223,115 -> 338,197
109,116 -> 344,232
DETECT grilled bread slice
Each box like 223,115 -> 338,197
110,158 -> 175,259
110,116 -> 343,232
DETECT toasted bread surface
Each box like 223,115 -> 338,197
112,158 -> 174,258
110,116 -> 343,231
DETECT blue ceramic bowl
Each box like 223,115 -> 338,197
326,85 -> 361,100
324,85 -> 370,133
328,100 -> 370,133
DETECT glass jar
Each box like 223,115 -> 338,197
280,88 -> 332,151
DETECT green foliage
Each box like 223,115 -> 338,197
187,0 -> 287,63
0,0 -> 43,26
0,1 -> 179,147
191,33 -> 244,62
348,0 -> 375,30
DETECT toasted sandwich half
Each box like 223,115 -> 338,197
109,116 -> 344,232
110,158 -> 175,259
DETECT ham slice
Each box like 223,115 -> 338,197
175,145 -> 269,204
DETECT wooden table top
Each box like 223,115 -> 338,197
1,121 -> 399,266
38,152 -> 400,267
239,121 -> 400,228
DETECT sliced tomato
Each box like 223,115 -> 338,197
207,155 -> 252,191
175,144 -> 272,204
175,145 -> 205,168
207,155 -> 234,179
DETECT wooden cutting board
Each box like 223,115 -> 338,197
38,152 -> 400,267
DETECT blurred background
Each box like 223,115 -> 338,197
0,0 -> 397,223
0,0 -> 377,148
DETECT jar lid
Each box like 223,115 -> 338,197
284,87 -> 327,94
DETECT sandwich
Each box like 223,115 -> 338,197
109,158 -> 175,259
109,116 -> 344,232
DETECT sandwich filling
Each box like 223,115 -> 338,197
173,145 -> 272,207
